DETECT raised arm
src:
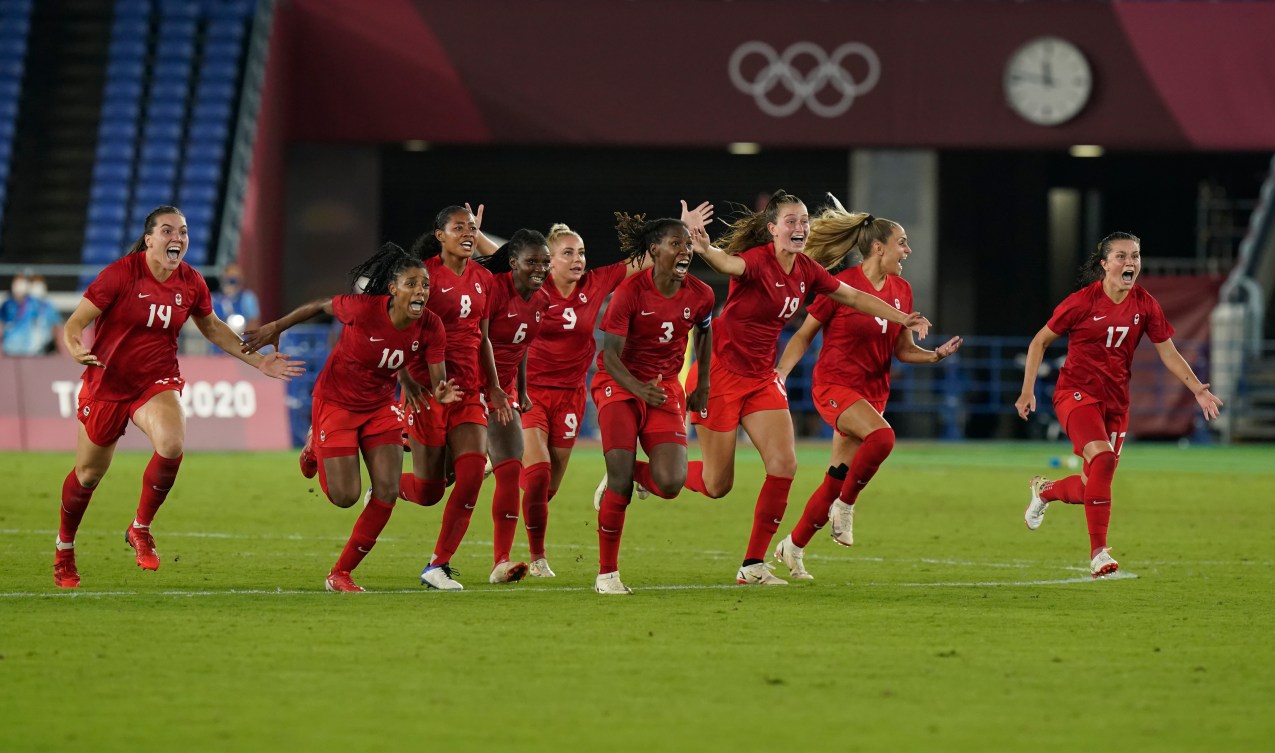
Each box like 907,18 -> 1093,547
1015,324 -> 1062,419
827,282 -> 931,340
775,314 -> 824,383
1153,338 -> 1223,421
464,202 -> 501,257
64,298 -> 105,367
683,200 -> 746,277
895,329 -> 963,365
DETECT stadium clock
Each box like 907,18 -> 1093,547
1003,36 -> 1093,126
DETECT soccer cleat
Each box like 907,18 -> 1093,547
53,548 -> 80,589
489,560 -> 529,584
828,499 -> 855,547
1091,547 -> 1119,579
483,456 -> 494,479
125,526 -> 160,571
528,557 -> 556,578
1024,475 -> 1050,530
421,563 -> 464,591
593,571 -> 633,595
325,569 -> 364,592
736,561 -> 787,585
773,535 -> 814,580
634,481 -> 651,500
593,475 -> 608,511
299,426 -> 318,479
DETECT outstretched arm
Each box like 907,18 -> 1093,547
194,312 -> 305,381
827,283 -> 931,340
1153,338 -> 1223,421
683,200 -> 746,277
1015,325 -> 1061,419
241,297 -> 333,354
895,329 -> 963,365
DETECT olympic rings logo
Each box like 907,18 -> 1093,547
729,41 -> 881,118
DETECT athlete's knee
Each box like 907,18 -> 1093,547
1089,450 -> 1116,478
764,455 -> 798,479
328,490 -> 361,509
650,465 -> 687,497
606,468 -> 635,493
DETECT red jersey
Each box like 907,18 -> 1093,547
1049,282 -> 1174,414
408,255 -> 494,391
315,294 -> 446,412
525,261 -> 628,388
597,270 -> 714,383
486,272 -> 550,388
807,266 -> 913,404
712,244 -> 840,378
81,252 -> 213,401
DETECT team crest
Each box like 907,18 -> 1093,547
830,399 -> 838,408
1134,314 -> 1140,325
604,386 -> 612,397
1074,392 -> 1082,401
175,293 -> 183,306
319,430 -> 326,442
411,341 -> 420,351
535,311 -> 541,322
82,405 -> 90,416
683,307 -> 691,320
475,282 -> 483,294
894,298 -> 901,309
578,293 -> 588,303
799,282 -> 806,294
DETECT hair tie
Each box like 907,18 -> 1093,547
864,214 -> 875,225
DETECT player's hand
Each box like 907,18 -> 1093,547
935,335 -> 963,360
400,376 -> 427,412
687,383 -> 710,414
68,335 -> 104,368
434,378 -> 462,405
519,391 -> 533,414
1193,383 -> 1223,421
1015,392 -> 1036,420
465,202 -> 485,229
257,351 -> 305,381
241,321 -> 282,354
687,224 -> 713,255
680,200 -> 714,232
636,374 -> 668,408
902,312 -> 931,340
489,385 -> 513,425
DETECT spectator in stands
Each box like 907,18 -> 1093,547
0,272 -> 63,356
211,262 -> 260,335
1016,231 -> 1223,579
771,206 -> 963,579
52,206 -> 304,589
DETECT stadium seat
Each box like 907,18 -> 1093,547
195,80 -> 236,104
149,81 -> 190,104
185,140 -> 225,164
153,60 -> 192,85
157,0 -> 201,20
87,202 -> 128,224
178,183 -> 219,205
182,160 -> 222,184
142,120 -> 184,143
112,0 -> 152,20
144,101 -> 185,122
157,19 -> 197,41
108,38 -> 147,61
85,222 -> 125,246
205,19 -> 245,43
197,59 -> 239,83
204,0 -> 256,20
100,100 -> 140,122
188,121 -> 228,144
140,141 -> 181,163
95,140 -> 135,162
192,100 -> 231,123
90,180 -> 131,203
97,119 -> 137,142
201,40 -> 242,64
92,161 -> 132,183
182,202 -> 215,226
82,241 -> 122,265
138,161 -> 179,185
103,79 -> 143,102
155,39 -> 196,62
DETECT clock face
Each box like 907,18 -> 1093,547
1004,37 -> 1092,126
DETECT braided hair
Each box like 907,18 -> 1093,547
127,205 -> 185,254
713,189 -> 805,256
348,242 -> 422,296
614,212 -> 684,266
409,205 -> 470,259
478,228 -> 549,271
1078,231 -> 1140,286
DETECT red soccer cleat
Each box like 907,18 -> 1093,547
54,548 -> 80,588
299,427 -> 318,479
125,526 -> 160,571
325,569 -> 365,592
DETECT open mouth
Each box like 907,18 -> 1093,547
790,233 -> 805,247
529,272 -> 546,286
166,245 -> 182,261
674,259 -> 691,274
1122,270 -> 1135,283
408,299 -> 425,314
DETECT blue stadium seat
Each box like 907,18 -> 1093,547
113,0 -> 152,20
156,39 -> 196,62
103,79 -> 143,102
100,100 -> 139,122
109,16 -> 149,39
149,81 -> 190,104
90,180 -> 131,203
105,58 -> 145,82
140,140 -> 181,163
135,183 -> 175,206
85,222 -> 125,246
185,140 -> 225,164
157,19 -> 197,41
204,0 -> 256,20
83,242 -> 123,265
144,101 -> 185,122
142,120 -> 183,143
88,201 -> 128,224
0,98 -> 16,120
205,19 -> 245,43
95,140 -> 134,162
178,182 -> 219,205
197,59 -> 238,83
201,40 -> 242,63
0,78 -> 20,99
188,120 -> 228,143
0,57 -> 21,80
153,60 -> 192,85
138,161 -> 179,185
92,161 -> 132,183
157,0 -> 201,20
194,80 -> 236,104
108,38 -> 147,61
0,0 -> 35,15
181,160 -> 221,184
98,119 -> 137,141
192,100 -> 231,123
182,202 -> 215,226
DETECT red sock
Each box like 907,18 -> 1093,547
521,462 -> 551,559
597,488 -> 631,574
745,474 -> 792,561
839,428 -> 893,505
135,453 -> 182,527
632,460 -> 672,499
334,496 -> 394,572
430,453 -> 487,565
59,470 -> 95,544
490,459 -> 522,563
400,473 -> 445,506
1083,451 -> 1116,553
1042,475 -> 1085,504
791,466 -> 846,547
684,460 -> 707,496
547,487 -> 558,502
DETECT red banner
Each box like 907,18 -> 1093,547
0,356 -> 291,451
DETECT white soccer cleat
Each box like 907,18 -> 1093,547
736,561 -> 787,585
593,475 -> 608,511
362,487 -> 373,508
1025,475 -> 1050,530
420,563 -> 464,590
528,557 -> 556,578
483,456 -> 494,479
634,481 -> 651,500
1090,547 -> 1119,579
489,560 -> 528,584
828,499 -> 855,547
593,571 -> 633,595
773,535 -> 814,580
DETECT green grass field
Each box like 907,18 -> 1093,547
2,441 -> 1273,752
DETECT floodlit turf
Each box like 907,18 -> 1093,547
2,441 -> 1273,752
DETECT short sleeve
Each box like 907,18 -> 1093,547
331,294 -> 360,326
600,283 -> 636,337
808,261 -> 840,297
84,262 -> 125,311
190,272 -> 213,318
1046,290 -> 1086,336
422,312 -> 447,363
806,294 -> 836,324
1144,294 -> 1175,344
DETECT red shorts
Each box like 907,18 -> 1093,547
522,384 -> 587,448
1053,390 -> 1129,458
77,379 -> 184,447
688,360 -> 788,432
591,372 -> 688,452
405,391 -> 488,447
813,383 -> 886,437
311,394 -> 404,459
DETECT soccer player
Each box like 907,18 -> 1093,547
244,243 -> 454,592
770,208 -> 963,579
518,222 -> 650,577
478,229 -> 551,584
400,205 -> 512,591
591,213 -> 714,594
54,206 -> 303,588
681,192 -> 930,585
1016,232 -> 1222,578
